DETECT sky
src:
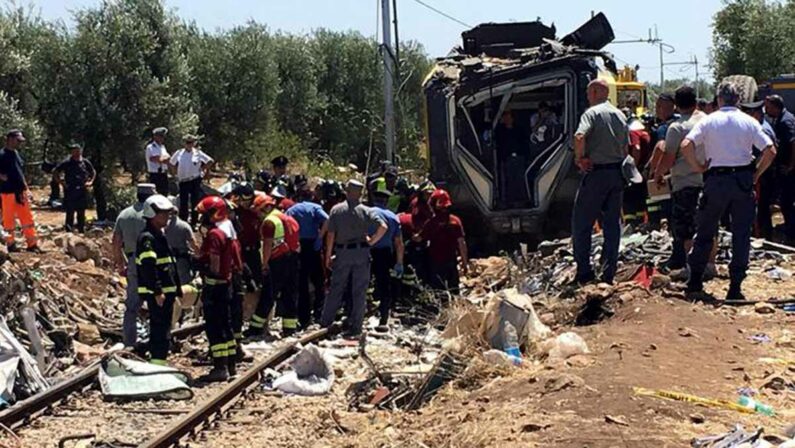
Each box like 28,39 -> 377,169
31,0 -> 723,83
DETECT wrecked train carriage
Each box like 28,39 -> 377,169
424,13 -> 618,250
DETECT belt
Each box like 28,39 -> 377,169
204,277 -> 228,285
706,164 -> 754,175
592,162 -> 622,170
335,242 -> 368,249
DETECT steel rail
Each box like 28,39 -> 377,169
140,328 -> 329,448
0,321 -> 205,429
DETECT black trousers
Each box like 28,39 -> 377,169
669,186 -> 702,269
429,260 -> 460,294
405,243 -> 430,284
298,239 -> 325,326
178,178 -> 203,225
148,172 -> 169,195
143,293 -> 175,363
64,190 -> 88,233
254,253 -> 299,331
203,283 -> 234,360
781,172 -> 795,242
371,246 -> 396,322
242,245 -> 262,290
230,274 -> 244,340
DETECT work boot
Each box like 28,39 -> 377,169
201,357 -> 229,383
725,282 -> 746,303
235,340 -> 253,363
6,244 -> 19,253
281,327 -> 297,338
242,326 -> 264,340
227,356 -> 237,377
26,245 -> 42,254
574,271 -> 596,286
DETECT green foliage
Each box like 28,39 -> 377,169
712,0 -> 795,81
0,0 -> 432,215
647,78 -> 717,103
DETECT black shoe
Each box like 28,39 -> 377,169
227,357 -> 237,377
26,245 -> 42,254
242,327 -> 264,339
200,357 -> 229,383
281,328 -> 297,338
574,272 -> 596,286
725,284 -> 746,303
7,244 -> 19,253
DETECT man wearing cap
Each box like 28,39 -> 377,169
136,194 -> 181,365
271,156 -> 289,178
146,127 -> 170,195
170,135 -> 213,226
0,129 -> 39,252
572,79 -> 629,285
653,86 -> 707,272
680,81 -> 776,302
320,180 -> 387,337
765,95 -> 795,243
286,182 -> 329,328
741,100 -> 778,238
113,183 -> 155,347
368,179 -> 404,329
421,189 -> 468,293
54,143 -> 95,233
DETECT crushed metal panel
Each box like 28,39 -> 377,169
560,12 -> 615,50
461,21 -> 557,57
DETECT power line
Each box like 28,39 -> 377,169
409,0 -> 472,28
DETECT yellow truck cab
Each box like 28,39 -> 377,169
601,65 -> 648,117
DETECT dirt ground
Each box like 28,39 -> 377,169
6,188 -> 795,448
164,272 -> 795,448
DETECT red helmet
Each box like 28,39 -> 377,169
252,192 -> 276,213
196,196 -> 228,223
430,189 -> 453,209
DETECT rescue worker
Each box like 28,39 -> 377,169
405,181 -> 435,283
623,111 -> 652,225
572,79 -> 629,285
285,182 -> 329,328
680,81 -> 776,302
170,135 -> 213,226
320,180 -> 387,338
420,189 -> 467,293
165,204 -> 196,285
54,143 -> 95,233
230,182 -> 262,290
136,194 -> 181,365
246,193 -> 301,338
195,196 -> 239,380
145,127 -> 170,195
370,166 -> 402,213
740,100 -> 778,239
0,129 -> 40,252
653,86 -> 707,272
368,180 -> 404,329
764,95 -> 795,243
113,183 -> 155,347
271,182 -> 295,211
647,93 -> 677,227
319,179 -> 345,214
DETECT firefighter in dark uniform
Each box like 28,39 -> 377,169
136,194 -> 181,366
196,196 -> 240,381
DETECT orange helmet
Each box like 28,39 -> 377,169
430,189 -> 453,209
196,196 -> 228,223
251,192 -> 276,213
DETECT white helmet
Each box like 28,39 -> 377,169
143,194 -> 176,218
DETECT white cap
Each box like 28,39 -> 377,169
143,194 -> 176,218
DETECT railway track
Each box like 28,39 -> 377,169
141,328 -> 328,448
0,326 -> 328,447
0,321 -> 205,431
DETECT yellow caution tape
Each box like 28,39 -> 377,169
633,387 -> 754,414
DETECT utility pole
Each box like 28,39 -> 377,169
611,26 -> 673,87
381,0 -> 396,164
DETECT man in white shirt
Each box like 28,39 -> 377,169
679,81 -> 776,302
170,134 -> 214,225
146,127 -> 170,195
